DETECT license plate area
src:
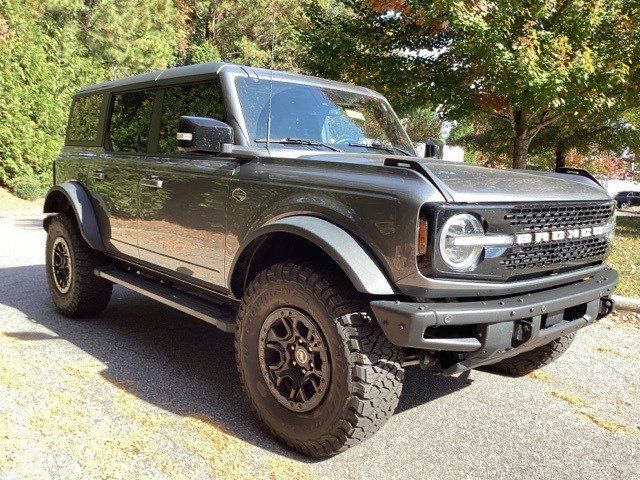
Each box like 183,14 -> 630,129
542,303 -> 588,329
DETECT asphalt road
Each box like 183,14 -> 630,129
1,215 -> 638,480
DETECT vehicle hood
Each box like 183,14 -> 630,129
287,149 -> 611,203
417,159 -> 611,203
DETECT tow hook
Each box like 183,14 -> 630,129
513,320 -> 533,346
419,350 -> 439,369
598,297 -> 614,319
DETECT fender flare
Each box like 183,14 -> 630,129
43,182 -> 105,251
233,215 -> 395,295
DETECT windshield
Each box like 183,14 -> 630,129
235,77 -> 415,155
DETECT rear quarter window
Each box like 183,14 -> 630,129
67,94 -> 103,144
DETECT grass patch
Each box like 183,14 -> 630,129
0,187 -> 43,212
608,216 -> 640,297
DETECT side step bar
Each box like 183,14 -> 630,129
95,266 -> 237,333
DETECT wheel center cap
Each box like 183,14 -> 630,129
294,347 -> 309,365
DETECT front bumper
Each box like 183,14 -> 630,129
371,268 -> 618,374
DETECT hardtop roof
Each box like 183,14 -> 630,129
75,62 -> 379,98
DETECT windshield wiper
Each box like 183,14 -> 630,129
347,141 -> 411,156
255,137 -> 342,152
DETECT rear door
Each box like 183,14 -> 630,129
137,81 -> 235,288
64,92 -> 107,205
96,89 -> 156,258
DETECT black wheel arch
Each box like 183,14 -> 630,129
43,182 -> 105,252
229,215 -> 397,299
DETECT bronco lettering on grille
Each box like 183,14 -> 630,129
515,224 -> 608,245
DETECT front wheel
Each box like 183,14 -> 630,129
235,260 -> 404,456
45,213 -> 113,317
620,201 -> 632,209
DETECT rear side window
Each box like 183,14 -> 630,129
67,94 -> 102,143
108,90 -> 156,153
158,82 -> 226,155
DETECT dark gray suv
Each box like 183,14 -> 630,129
43,62 -> 618,456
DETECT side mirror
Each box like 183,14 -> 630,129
177,116 -> 234,154
424,138 -> 444,159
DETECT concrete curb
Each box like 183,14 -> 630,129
612,295 -> 640,313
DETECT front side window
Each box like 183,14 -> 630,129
107,90 -> 155,153
67,94 -> 102,143
158,82 -> 226,155
235,78 -> 414,155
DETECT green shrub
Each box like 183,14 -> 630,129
9,174 -> 44,201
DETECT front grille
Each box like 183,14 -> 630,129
500,201 -> 614,272
501,237 -> 609,270
427,201 -> 615,281
504,203 -> 614,232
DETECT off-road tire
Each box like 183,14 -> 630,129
486,333 -> 575,376
235,260 -> 404,457
45,213 -> 113,317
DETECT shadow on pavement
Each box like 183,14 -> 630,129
9,218 -> 45,230
0,263 -> 472,461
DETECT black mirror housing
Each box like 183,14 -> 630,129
425,138 -> 444,159
177,116 -> 234,154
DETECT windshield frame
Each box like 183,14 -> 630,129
227,72 -> 416,157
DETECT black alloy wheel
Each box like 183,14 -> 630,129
258,307 -> 330,412
51,236 -> 73,293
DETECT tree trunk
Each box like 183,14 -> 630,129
512,134 -> 531,169
555,141 -> 566,170
511,109 -> 530,169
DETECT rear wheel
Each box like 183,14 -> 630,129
45,213 -> 113,317
235,260 -> 404,456
486,333 -> 575,376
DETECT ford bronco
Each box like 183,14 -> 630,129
44,62 -> 618,456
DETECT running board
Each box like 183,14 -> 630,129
95,266 -> 237,333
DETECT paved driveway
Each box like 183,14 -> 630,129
1,215 -> 638,480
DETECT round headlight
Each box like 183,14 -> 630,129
439,213 -> 484,271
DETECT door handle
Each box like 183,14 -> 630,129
91,171 -> 106,181
140,176 -> 163,189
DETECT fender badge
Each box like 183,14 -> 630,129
232,188 -> 247,202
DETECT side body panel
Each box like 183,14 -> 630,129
225,156 -> 445,288
137,155 -> 236,286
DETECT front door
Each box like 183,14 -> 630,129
137,81 -> 234,288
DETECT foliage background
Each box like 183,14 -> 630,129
0,0 -> 310,196
1,0 -> 639,197
302,0 -> 640,171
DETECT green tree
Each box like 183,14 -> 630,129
304,0 -> 640,168
176,0 -> 309,70
82,0 -> 179,75
0,0 -> 100,187
449,108 -> 640,170
403,106 -> 442,143
0,0 -> 181,192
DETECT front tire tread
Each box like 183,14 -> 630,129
235,259 -> 403,456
